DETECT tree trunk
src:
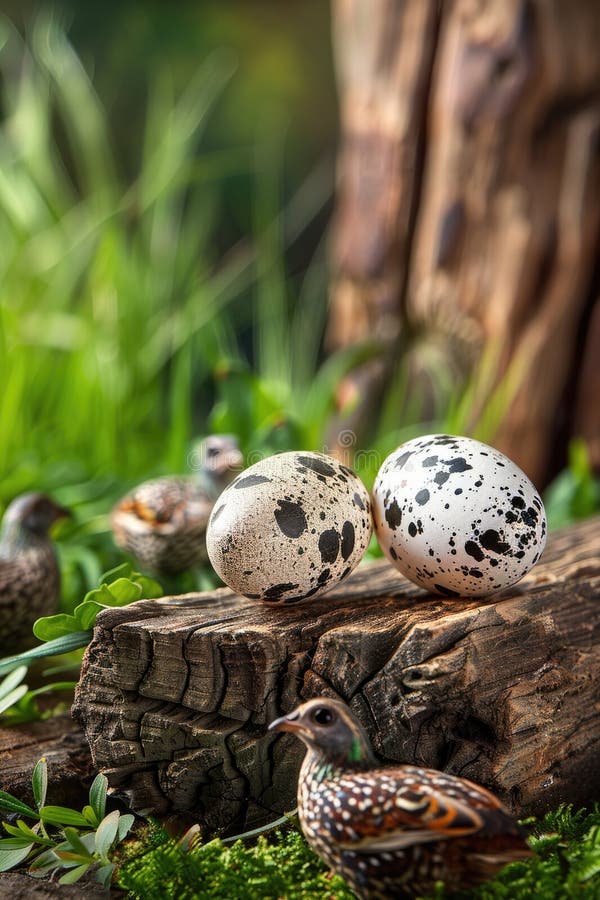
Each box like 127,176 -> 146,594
328,0 -> 600,487
73,517 -> 600,836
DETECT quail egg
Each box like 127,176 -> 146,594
206,451 -> 373,603
372,434 -> 547,597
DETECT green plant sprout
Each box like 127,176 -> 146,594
0,563 -> 162,680
0,759 -> 135,886
0,666 -> 76,725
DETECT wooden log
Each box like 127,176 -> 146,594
73,518 -> 600,835
0,716 -> 93,810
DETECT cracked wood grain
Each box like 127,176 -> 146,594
73,517 -> 600,834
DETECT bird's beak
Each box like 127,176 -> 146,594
50,503 -> 73,535
268,712 -> 304,736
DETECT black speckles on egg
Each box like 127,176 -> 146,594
372,434 -> 547,598
480,529 -> 511,555
211,504 -> 226,523
206,450 -> 372,604
341,521 -> 355,561
464,540 -> 485,562
317,568 -> 332,585
319,529 -> 340,564
274,499 -> 308,538
234,474 -> 272,489
384,498 -> 402,529
394,451 -> 412,469
263,582 -> 300,601
296,455 -> 336,478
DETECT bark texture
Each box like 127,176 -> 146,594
328,0 -> 600,487
73,517 -> 600,835
0,716 -> 93,810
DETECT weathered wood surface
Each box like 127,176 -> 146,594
0,715 -> 93,810
0,873 -> 108,899
73,517 -> 600,835
328,0 -> 600,487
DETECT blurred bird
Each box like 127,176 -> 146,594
0,492 -> 71,653
269,697 -> 531,899
111,434 -> 243,575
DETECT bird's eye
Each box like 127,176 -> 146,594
206,446 -> 220,458
312,707 -> 335,726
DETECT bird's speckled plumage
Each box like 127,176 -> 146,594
111,435 -> 243,574
269,698 -> 531,899
0,493 -> 70,653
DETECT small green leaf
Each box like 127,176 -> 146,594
117,813 -> 135,841
99,562 -> 133,584
58,863 -> 92,884
39,806 -> 90,827
1,824 -> 27,839
32,758 -> 48,810
82,804 -> 99,827
0,665 -> 28,700
94,809 -> 120,858
54,849 -> 92,863
73,600 -> 104,630
103,578 -> 143,606
62,828 -> 93,860
0,633 -> 92,676
89,773 -> 107,823
14,820 -> 53,846
0,684 -> 29,715
25,681 -> 78,700
28,847 -> 60,874
96,861 -> 116,887
0,843 -> 34,871
0,837 -> 35,850
33,614 -> 80,642
133,575 -> 164,599
0,791 -> 38,818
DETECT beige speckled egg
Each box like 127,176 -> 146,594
372,434 -> 547,597
206,451 -> 372,604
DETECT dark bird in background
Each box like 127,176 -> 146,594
269,698 -> 531,899
0,492 -> 70,653
111,434 -> 243,575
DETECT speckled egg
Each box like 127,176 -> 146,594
206,451 -> 373,604
372,434 -> 547,597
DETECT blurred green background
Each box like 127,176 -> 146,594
0,1 -> 598,609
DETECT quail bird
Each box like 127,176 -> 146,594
0,493 -> 70,653
111,434 -> 243,575
269,698 -> 531,899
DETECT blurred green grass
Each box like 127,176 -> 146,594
0,12 -> 349,604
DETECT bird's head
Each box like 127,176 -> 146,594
269,697 -> 376,768
194,435 -> 244,487
2,493 -> 71,537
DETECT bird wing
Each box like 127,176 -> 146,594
112,478 -> 212,533
334,766 -> 512,853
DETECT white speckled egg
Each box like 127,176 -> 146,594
206,451 -> 372,604
372,434 -> 547,597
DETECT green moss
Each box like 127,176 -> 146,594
117,826 -> 355,900
116,805 -> 600,900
